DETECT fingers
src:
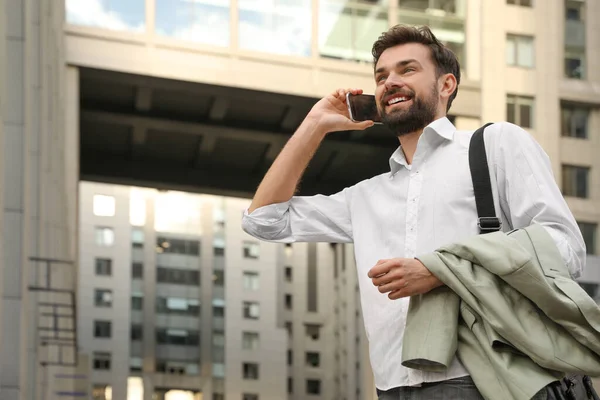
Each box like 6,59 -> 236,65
368,259 -> 399,279
353,120 -> 375,130
378,279 -> 407,294
331,88 -> 364,100
388,288 -> 408,300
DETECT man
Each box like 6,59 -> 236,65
242,25 -> 586,399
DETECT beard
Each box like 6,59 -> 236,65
378,84 -> 439,137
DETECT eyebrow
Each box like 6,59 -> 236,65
375,59 -> 420,75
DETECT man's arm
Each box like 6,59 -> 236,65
248,88 -> 373,213
242,88 -> 373,244
489,122 -> 586,278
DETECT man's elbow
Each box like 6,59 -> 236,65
241,212 -> 291,243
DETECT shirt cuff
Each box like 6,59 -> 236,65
243,201 -> 291,224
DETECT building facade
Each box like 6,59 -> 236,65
0,0 -> 599,398
78,181 -> 372,400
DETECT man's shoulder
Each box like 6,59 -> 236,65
456,121 -> 533,151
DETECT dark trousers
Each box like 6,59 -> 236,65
376,376 -> 548,400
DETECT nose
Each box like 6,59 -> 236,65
384,73 -> 404,93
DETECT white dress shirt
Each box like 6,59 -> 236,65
241,117 -> 586,391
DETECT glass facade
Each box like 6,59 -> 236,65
65,0 -> 467,65
319,0 -> 388,62
155,0 -> 230,46
239,0 -> 312,56
66,0 -> 146,32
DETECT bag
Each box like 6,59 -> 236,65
468,123 -> 599,400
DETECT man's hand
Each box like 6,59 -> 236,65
367,258 -> 444,300
307,88 -> 374,134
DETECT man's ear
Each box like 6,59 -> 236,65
439,73 -> 457,100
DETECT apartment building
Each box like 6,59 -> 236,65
78,181 -> 371,400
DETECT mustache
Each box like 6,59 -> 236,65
382,88 -> 415,101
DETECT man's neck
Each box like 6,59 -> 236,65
397,131 -> 422,165
397,114 -> 446,164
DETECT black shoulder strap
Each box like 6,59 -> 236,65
469,123 -> 502,234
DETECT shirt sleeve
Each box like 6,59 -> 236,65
241,188 -> 354,243
489,122 -> 586,278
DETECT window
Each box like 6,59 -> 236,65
95,258 -> 112,276
506,95 -> 534,128
243,271 -> 259,291
156,328 -> 200,346
242,332 -> 259,350
213,331 -> 225,363
398,0 -> 461,14
243,395 -> 259,400
213,395 -> 225,400
131,293 -> 143,310
285,321 -> 293,338
243,241 -> 260,259
95,227 -> 114,246
566,0 -> 584,21
243,363 -> 259,380
94,289 -> 112,307
94,321 -> 112,338
131,324 -> 143,341
130,357 -> 142,372
565,51 -> 585,79
562,165 -> 589,198
132,228 -> 144,247
213,270 -> 225,287
156,360 -> 199,375
132,263 -> 143,279
561,105 -> 589,138
156,267 -> 200,285
288,377 -> 293,394
305,324 -> 321,340
306,352 -> 320,367
93,195 -> 116,217
307,379 -> 321,395
212,331 -> 225,347
92,384 -> 112,400
287,349 -> 293,365
93,352 -> 111,370
156,297 -> 200,316
214,237 -> 225,256
156,237 -> 200,255
284,266 -> 292,282
213,305 -> 225,318
212,363 -> 225,378
506,34 -> 534,68
507,0 -> 532,6
243,302 -> 260,319
578,222 -> 597,255
285,294 -> 293,310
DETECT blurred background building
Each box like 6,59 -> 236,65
0,0 -> 599,399
78,181 -> 371,400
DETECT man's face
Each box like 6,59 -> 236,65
374,43 -> 441,136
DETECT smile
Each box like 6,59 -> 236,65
387,96 -> 412,106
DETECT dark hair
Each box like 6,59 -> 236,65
372,25 -> 461,112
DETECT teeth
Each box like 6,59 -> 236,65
388,97 -> 408,105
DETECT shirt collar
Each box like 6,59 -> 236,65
388,116 -> 456,176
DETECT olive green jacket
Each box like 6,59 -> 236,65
403,224 -> 600,400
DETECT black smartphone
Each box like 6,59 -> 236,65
346,93 -> 382,124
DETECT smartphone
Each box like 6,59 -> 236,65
346,93 -> 382,124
